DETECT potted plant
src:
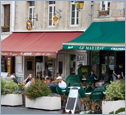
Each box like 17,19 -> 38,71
1,25 -> 10,32
1,78 -> 23,106
102,80 -> 125,114
24,80 -> 61,110
99,10 -> 109,16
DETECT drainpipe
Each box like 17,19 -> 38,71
12,1 -> 16,32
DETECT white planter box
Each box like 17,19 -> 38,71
1,94 -> 23,106
25,96 -> 61,110
102,100 -> 125,114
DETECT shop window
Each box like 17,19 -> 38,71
48,1 -> 55,27
70,1 -> 79,26
2,5 -> 10,32
27,60 -> 33,70
28,1 -> 35,27
99,1 -> 110,16
70,55 -> 76,74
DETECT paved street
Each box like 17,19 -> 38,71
1,105 -> 62,114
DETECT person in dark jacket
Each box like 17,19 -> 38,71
101,71 -> 110,84
44,65 -> 52,77
88,70 -> 97,80
112,64 -> 125,81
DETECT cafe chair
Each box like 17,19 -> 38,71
85,77 -> 95,88
103,83 -> 109,90
50,86 -> 57,93
85,84 -> 94,93
90,91 -> 104,113
56,87 -> 68,107
18,85 -> 24,91
79,86 -> 91,113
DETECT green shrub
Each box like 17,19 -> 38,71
3,80 -> 21,95
106,80 -> 125,101
1,78 -> 6,95
24,80 -> 52,100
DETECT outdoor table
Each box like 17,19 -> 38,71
85,92 -> 106,95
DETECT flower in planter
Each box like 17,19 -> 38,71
1,25 -> 10,29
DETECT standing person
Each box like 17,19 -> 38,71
36,72 -> 42,80
10,75 -> 18,84
56,76 -> 67,89
44,65 -> 52,77
112,64 -> 125,81
24,74 -> 32,84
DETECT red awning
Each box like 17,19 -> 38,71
1,32 -> 82,57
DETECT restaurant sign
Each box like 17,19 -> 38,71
63,44 -> 125,51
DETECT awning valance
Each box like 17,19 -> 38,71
1,32 -> 82,56
63,21 -> 125,51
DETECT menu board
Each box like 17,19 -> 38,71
78,66 -> 91,79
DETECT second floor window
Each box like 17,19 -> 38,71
1,5 -> 10,32
99,1 -> 110,15
28,1 -> 35,26
71,2 -> 79,26
48,1 -> 55,27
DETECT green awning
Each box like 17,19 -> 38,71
63,21 -> 125,51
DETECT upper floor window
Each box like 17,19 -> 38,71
71,1 -> 79,26
48,1 -> 55,27
99,1 -> 110,16
28,1 -> 35,26
1,5 -> 10,32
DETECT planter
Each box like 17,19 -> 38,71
102,100 -> 125,114
99,10 -> 109,16
1,94 -> 23,106
1,28 -> 10,32
25,96 -> 61,110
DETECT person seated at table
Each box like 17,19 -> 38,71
36,72 -> 43,80
87,70 -> 97,80
56,76 -> 67,89
24,74 -> 32,84
10,75 -> 18,84
101,71 -> 110,84
45,78 -> 58,87
25,78 -> 35,88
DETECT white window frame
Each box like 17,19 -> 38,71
48,1 -> 55,27
100,1 -> 110,11
28,1 -> 35,27
70,1 -> 79,26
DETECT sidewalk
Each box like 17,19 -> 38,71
1,105 -> 62,114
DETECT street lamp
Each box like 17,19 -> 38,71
75,1 -> 84,9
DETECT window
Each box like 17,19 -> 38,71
3,5 -> 10,32
28,1 -> 35,26
99,1 -> 110,15
48,1 -> 55,27
71,1 -> 79,26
